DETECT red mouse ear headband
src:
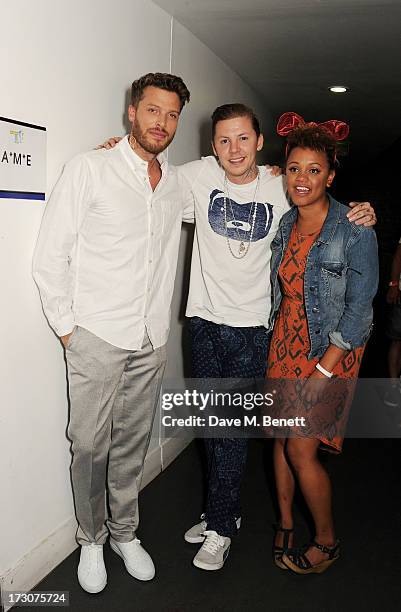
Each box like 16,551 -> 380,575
277,111 -> 349,141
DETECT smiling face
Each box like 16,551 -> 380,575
212,115 -> 263,184
128,86 -> 181,158
286,147 -> 335,208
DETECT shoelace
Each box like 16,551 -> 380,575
87,544 -> 103,566
201,531 -> 225,554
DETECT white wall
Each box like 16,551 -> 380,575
0,0 -> 273,597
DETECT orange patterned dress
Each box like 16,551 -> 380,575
266,226 -> 364,452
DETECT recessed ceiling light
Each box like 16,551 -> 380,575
329,86 -> 348,93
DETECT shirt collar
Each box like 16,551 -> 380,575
119,135 -> 167,171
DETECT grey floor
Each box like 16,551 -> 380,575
23,435 -> 400,612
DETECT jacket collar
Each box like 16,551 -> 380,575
281,194 -> 341,245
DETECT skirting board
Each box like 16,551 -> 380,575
0,436 -> 192,611
0,516 -> 78,612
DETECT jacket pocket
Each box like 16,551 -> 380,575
321,261 -> 347,301
321,261 -> 345,278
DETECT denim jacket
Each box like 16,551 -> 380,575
267,195 -> 379,359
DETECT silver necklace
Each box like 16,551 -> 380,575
223,171 -> 260,259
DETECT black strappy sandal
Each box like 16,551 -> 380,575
273,524 -> 294,570
282,539 -> 340,574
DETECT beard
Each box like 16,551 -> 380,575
131,118 -> 174,155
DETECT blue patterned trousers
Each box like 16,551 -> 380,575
190,316 -> 271,537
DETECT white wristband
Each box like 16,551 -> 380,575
315,362 -> 333,378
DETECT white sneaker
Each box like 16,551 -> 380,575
110,537 -> 155,581
77,544 -> 107,593
192,530 -> 231,571
184,514 -> 241,543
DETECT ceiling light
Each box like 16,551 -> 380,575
329,86 -> 348,93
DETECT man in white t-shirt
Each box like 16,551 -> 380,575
178,106 -> 288,571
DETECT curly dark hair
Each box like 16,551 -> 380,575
286,125 -> 338,169
211,103 -> 261,140
131,72 -> 190,110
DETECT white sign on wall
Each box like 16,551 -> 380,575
0,116 -> 46,201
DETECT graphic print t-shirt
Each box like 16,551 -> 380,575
179,156 -> 290,327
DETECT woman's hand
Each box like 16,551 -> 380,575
300,369 -> 331,404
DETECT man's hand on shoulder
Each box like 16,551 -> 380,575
95,136 -> 122,150
347,201 -> 377,227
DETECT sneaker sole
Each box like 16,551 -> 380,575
192,546 -> 230,571
78,576 -> 107,593
110,541 -> 155,581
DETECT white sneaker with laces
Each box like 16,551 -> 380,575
192,530 -> 231,570
77,544 -> 107,593
110,537 -> 155,581
184,515 -> 241,543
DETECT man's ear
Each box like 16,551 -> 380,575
256,133 -> 264,151
128,104 -> 137,123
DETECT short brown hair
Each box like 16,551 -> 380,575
211,103 -> 261,140
131,73 -> 190,110
286,125 -> 338,169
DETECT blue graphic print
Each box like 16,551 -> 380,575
208,189 -> 274,242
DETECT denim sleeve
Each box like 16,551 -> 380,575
329,228 -> 379,349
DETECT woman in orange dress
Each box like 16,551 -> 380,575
266,113 -> 379,574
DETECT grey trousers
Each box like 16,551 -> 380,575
65,326 -> 166,545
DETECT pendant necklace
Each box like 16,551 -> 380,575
223,170 -> 260,259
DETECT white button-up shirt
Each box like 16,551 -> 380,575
33,136 -> 184,350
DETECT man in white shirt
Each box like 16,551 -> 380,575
33,72 -> 190,593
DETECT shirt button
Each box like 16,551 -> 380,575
312,307 -> 319,313
315,329 -> 321,335
309,286 -> 316,292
